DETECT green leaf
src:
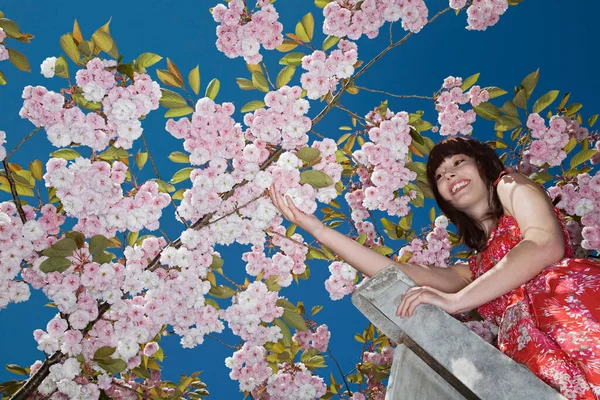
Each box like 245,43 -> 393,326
172,188 -> 185,201
564,137 -> 577,154
500,101 -> 518,117
0,69 -> 6,85
251,71 -> 269,92
39,257 -> 72,273
91,30 -> 118,59
311,305 -> 323,316
188,65 -> 200,95
286,224 -> 297,237
483,86 -> 507,99
409,129 -> 425,146
26,164 -> 42,183
532,90 -> 559,114
164,106 -> 194,118
588,114 -> 598,128
97,146 -> 128,161
295,22 -> 310,42
278,300 -> 308,331
299,170 -> 333,189
151,179 -> 176,193
89,235 -> 109,254
170,167 -> 193,184
512,88 -> 527,109
135,52 -> 162,70
65,231 -> 85,249
565,103 -> 583,117
273,318 -> 293,346
297,147 -> 321,163
159,89 -> 187,108
209,284 -> 237,299
404,161 -> 426,175
529,171 -> 553,184
459,72 -> 479,92
92,251 -> 115,264
520,69 -> 540,99
135,152 -> 148,170
241,100 -> 266,113
399,213 -> 413,231
276,65 -> 296,88
41,237 -> 77,257
279,52 -> 305,67
315,0 -> 332,8
570,149 -> 597,169
372,245 -> 393,255
301,13 -> 315,42
60,33 -> 80,64
117,63 -> 135,81
0,18 -> 26,40
127,231 -> 139,247
322,35 -> 340,51
5,364 -> 27,376
54,56 -> 69,79
97,358 -> 127,374
300,348 -> 326,369
494,116 -> 521,132
236,78 -> 255,90
168,151 -> 190,163
276,40 -> 298,52
473,102 -> 502,120
94,346 -> 116,360
205,78 -> 220,100
412,119 -> 433,132
72,93 -> 102,111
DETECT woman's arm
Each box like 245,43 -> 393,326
269,186 -> 472,293
397,172 -> 566,317
313,224 -> 472,291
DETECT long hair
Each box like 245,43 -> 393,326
426,137 -> 505,251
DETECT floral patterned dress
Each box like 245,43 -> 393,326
469,208 -> 600,399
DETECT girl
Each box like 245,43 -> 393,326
269,136 -> 600,399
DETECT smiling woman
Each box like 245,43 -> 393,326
396,137 -> 600,398
0,0 -> 600,399
427,136 -> 506,251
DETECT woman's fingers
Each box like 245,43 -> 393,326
269,186 -> 298,223
284,195 -> 301,220
397,287 -> 427,318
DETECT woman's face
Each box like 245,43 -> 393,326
434,154 -> 488,212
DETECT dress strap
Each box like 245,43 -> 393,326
493,170 -> 510,187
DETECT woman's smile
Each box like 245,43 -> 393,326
450,179 -> 470,195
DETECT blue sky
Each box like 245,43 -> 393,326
0,0 -> 599,398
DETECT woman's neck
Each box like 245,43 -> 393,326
466,202 -> 499,239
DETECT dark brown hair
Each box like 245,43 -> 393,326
426,136 -> 505,251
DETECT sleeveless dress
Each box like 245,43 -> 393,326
468,177 -> 600,399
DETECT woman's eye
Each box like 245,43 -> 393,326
435,173 -> 442,180
454,159 -> 463,166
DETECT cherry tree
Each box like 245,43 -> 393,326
1,1 -> 599,399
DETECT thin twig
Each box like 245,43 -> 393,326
206,334 -> 238,349
353,85 -> 434,100
328,348 -> 353,397
6,127 -> 42,159
140,132 -> 190,229
2,160 -> 27,223
311,8 -> 451,128
334,103 -> 370,127
261,62 -> 276,91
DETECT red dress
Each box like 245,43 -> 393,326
469,209 -> 600,399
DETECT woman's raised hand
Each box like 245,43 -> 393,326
268,185 -> 325,237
